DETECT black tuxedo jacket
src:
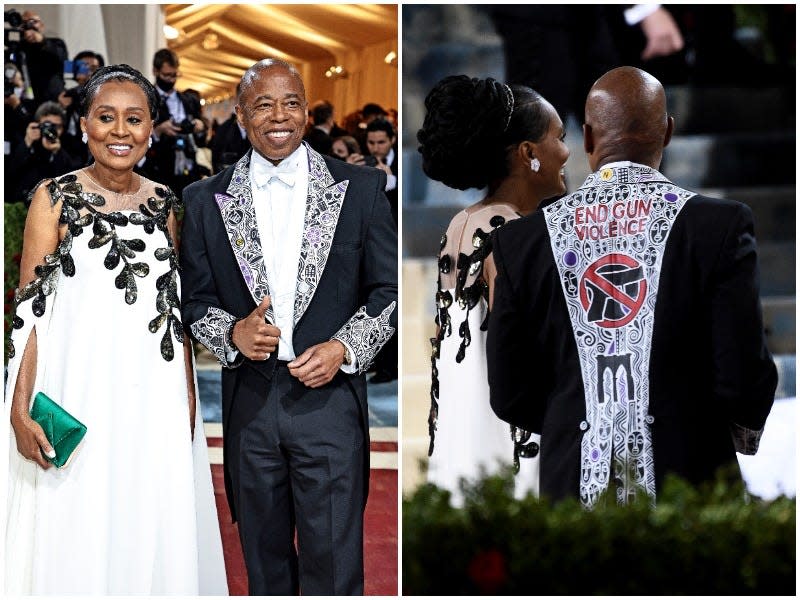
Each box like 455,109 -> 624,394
487,163 -> 776,506
210,114 -> 250,173
180,144 -> 397,518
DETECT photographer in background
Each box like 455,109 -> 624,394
140,48 -> 206,195
6,9 -> 69,105
5,62 -> 36,202
58,50 -> 104,165
7,100 -> 79,205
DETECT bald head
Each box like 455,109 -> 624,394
583,66 -> 673,170
238,59 -> 305,101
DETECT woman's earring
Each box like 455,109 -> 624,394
148,137 -> 153,148
530,157 -> 540,172
81,132 -> 88,143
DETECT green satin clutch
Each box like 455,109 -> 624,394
29,392 -> 87,468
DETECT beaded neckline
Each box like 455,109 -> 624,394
82,166 -> 142,197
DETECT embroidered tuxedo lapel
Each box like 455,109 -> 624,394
293,147 -> 349,325
215,151 -> 275,323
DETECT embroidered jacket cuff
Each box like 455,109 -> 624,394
730,421 -> 764,455
189,307 -> 245,368
332,301 -> 396,375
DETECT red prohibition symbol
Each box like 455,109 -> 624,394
579,253 -> 647,328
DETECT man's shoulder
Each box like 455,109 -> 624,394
183,168 -> 234,206
679,191 -> 753,229
322,153 -> 384,188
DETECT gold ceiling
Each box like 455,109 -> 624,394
164,3 -> 398,101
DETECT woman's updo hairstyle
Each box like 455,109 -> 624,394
417,75 -> 550,190
80,64 -> 160,121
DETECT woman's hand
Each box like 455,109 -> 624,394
10,411 -> 54,469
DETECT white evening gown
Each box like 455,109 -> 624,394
427,203 -> 539,507
3,170 -> 227,595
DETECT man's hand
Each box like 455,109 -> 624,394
640,7 -> 684,60
374,158 -> 392,177
288,340 -> 346,388
5,93 -> 21,109
58,90 -> 73,109
41,135 -> 61,154
23,29 -> 44,45
24,121 -> 41,147
346,153 -> 366,166
154,120 -> 182,138
232,295 -> 280,361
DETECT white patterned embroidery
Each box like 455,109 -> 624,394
216,152 -> 275,324
190,306 -> 238,366
294,146 -> 349,324
333,301 -> 397,374
543,162 -> 694,508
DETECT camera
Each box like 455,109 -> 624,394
38,121 -> 59,143
363,155 -> 378,167
173,118 -> 195,135
4,9 -> 22,28
4,10 -> 23,50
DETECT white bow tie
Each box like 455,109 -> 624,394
253,160 -> 297,188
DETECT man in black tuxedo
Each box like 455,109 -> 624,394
180,59 -> 397,595
142,48 -> 206,195
211,84 -> 251,173
487,66 -> 776,508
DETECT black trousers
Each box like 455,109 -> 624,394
229,363 -> 366,595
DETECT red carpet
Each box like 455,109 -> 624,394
211,465 -> 398,595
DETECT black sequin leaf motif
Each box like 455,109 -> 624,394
149,260 -> 183,361
428,336 -> 440,456
511,426 -> 539,472
114,263 -> 147,305
455,318 -> 471,363
57,174 -> 77,184
438,254 -> 451,274
439,233 -> 447,250
129,191 -> 174,236
490,215 -> 506,228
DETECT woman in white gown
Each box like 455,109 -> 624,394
3,64 -> 227,595
417,75 -> 570,506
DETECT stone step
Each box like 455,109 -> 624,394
697,186 -> 795,242
666,86 -> 794,134
758,241 -> 795,296
763,297 -> 796,356
662,131 -> 795,188
773,354 -> 796,400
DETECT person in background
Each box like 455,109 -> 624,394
7,101 -> 80,204
210,83 -> 251,173
303,99 -> 347,156
140,48 -> 206,195
5,61 -> 37,201
331,135 -> 360,162
16,9 -> 69,104
58,50 -> 105,165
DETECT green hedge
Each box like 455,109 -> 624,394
5,202 -> 27,364
403,470 -> 795,595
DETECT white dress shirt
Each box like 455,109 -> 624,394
384,147 -> 397,192
250,145 -> 308,361
247,146 -> 357,371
